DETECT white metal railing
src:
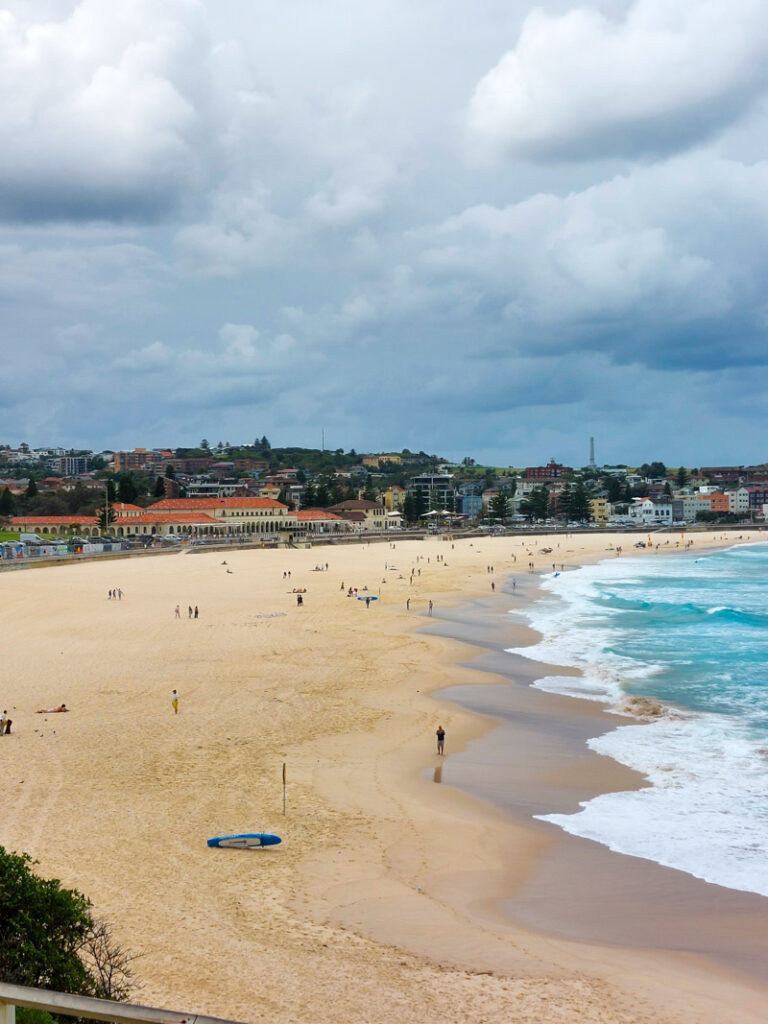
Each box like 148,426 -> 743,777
0,983 -> 248,1024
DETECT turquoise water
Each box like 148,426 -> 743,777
509,543 -> 768,897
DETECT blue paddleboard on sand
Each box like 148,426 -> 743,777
207,833 -> 281,849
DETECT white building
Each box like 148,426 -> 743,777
627,497 -> 673,525
729,487 -> 751,515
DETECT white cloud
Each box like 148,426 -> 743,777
418,153 -> 768,361
175,185 -> 295,275
0,0 -> 212,220
112,341 -> 174,372
468,0 -> 768,160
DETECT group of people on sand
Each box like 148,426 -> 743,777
0,703 -> 70,736
107,588 -> 123,600
174,605 -> 199,618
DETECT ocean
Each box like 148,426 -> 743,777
508,542 -> 768,898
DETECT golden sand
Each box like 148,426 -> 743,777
1,531 -> 767,1024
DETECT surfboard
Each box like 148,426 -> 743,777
207,833 -> 282,849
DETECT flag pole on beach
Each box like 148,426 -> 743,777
282,762 -> 286,815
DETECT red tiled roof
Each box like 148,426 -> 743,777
296,509 -> 344,521
150,497 -> 287,510
11,515 -> 98,525
113,513 -> 221,525
327,500 -> 383,511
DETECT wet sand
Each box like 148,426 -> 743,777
1,531 -> 767,1023
426,581 -> 768,982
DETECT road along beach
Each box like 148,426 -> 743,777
1,531 -> 767,1023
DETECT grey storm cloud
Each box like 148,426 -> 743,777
2,0 -> 768,464
0,0 -> 216,221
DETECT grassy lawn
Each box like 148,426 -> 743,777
0,530 -> 21,541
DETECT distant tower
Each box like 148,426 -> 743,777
589,436 -> 596,468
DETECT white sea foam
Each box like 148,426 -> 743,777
538,714 -> 768,897
508,553 -> 768,898
507,557 -> 663,708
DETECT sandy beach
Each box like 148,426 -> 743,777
1,530 -> 768,1024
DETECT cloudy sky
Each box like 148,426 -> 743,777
2,0 -> 767,466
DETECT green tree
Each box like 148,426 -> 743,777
200,439 -> 210,451
277,487 -> 295,510
415,488 -> 429,521
164,464 -> 176,479
557,482 -> 573,520
569,482 -> 593,522
64,483 -> 95,515
116,474 -> 138,504
315,481 -> 331,507
301,481 -> 317,507
153,476 -> 166,498
25,478 -> 38,499
0,846 -> 93,992
0,486 -> 15,517
676,466 -> 688,488
362,481 -> 377,502
604,475 -> 623,503
519,487 -> 550,521
97,504 -> 116,533
0,846 -> 137,1000
489,489 -> 511,521
663,480 -> 672,496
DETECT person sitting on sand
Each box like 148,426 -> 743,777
36,704 -> 69,713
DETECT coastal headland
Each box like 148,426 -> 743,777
1,531 -> 767,1023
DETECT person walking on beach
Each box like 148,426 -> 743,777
188,605 -> 193,619
174,605 -> 180,619
194,605 -> 199,619
436,725 -> 445,755
428,600 -> 433,616
0,710 -> 9,735
171,690 -> 179,714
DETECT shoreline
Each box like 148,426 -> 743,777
424,570 -> 768,983
1,532 -> 767,1023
